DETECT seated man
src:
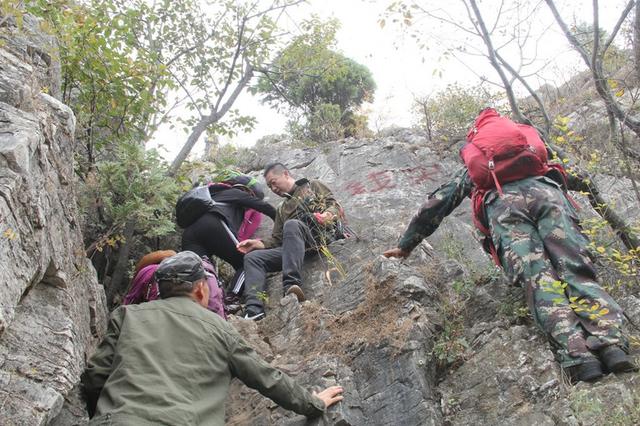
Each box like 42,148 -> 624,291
81,251 -> 343,425
237,163 -> 343,320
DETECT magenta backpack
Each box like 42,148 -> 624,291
123,256 -> 226,320
237,208 -> 263,241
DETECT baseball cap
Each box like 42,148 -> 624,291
154,251 -> 205,285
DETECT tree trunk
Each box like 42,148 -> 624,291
106,219 -> 136,308
167,63 -> 254,176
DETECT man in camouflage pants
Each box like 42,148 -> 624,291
384,168 -> 636,382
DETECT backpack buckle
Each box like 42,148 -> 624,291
488,160 -> 495,170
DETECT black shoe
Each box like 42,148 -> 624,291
566,358 -> 604,383
284,284 -> 305,302
599,346 -> 638,373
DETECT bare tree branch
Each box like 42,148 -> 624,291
468,0 -> 526,123
168,62 -> 254,176
546,0 -> 640,138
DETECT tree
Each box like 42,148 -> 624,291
413,83 -> 500,144
10,0 -> 308,302
101,0 -> 305,175
86,144 -> 179,306
386,0 -> 553,132
544,0 -> 640,249
22,0 -> 169,178
545,0 -> 640,148
255,18 -> 376,142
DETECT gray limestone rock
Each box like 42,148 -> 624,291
0,15 -> 106,425
225,130 -> 640,425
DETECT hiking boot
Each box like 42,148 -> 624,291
243,310 -> 265,321
566,358 -> 604,383
599,346 -> 638,373
284,285 -> 305,302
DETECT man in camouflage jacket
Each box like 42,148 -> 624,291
237,162 -> 342,320
384,164 -> 636,382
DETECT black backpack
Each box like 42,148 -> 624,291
175,186 -> 219,228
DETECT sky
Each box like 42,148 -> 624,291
149,0 -> 628,160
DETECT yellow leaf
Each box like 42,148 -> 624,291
615,89 -> 624,97
596,246 -> 606,254
599,308 -> 609,316
3,228 -> 17,240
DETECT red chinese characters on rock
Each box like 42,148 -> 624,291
344,181 -> 368,195
367,170 -> 396,192
343,165 -> 441,196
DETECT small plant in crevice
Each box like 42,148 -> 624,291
429,277 -> 474,372
497,291 -> 531,324
430,314 -> 470,371
256,291 -> 269,305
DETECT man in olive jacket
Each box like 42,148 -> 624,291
81,251 -> 343,425
237,163 -> 343,320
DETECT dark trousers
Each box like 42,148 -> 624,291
182,213 -> 246,294
244,219 -> 315,311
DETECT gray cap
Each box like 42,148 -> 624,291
154,251 -> 205,284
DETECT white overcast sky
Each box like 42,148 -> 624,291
149,0 -> 627,160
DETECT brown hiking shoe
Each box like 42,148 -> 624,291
285,285 -> 305,302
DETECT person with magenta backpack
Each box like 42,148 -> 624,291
123,249 -> 226,319
178,171 -> 276,299
384,108 -> 636,383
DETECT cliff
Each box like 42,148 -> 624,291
0,15 -> 107,425
222,130 -> 640,425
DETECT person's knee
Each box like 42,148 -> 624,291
283,219 -> 305,233
244,251 -> 263,267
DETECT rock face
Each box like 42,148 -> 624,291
223,132 -> 640,425
0,15 -> 107,425
2,13 -> 640,426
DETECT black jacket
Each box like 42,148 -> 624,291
209,187 -> 276,233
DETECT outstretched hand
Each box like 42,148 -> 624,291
236,239 -> 265,254
314,386 -> 344,408
382,247 -> 411,259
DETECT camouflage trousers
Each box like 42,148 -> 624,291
486,177 -> 626,367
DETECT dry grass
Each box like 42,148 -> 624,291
292,262 -> 414,363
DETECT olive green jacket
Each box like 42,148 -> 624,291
82,297 -> 324,425
262,178 -> 341,249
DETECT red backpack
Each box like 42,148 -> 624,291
461,108 -> 569,265
461,108 -> 550,193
